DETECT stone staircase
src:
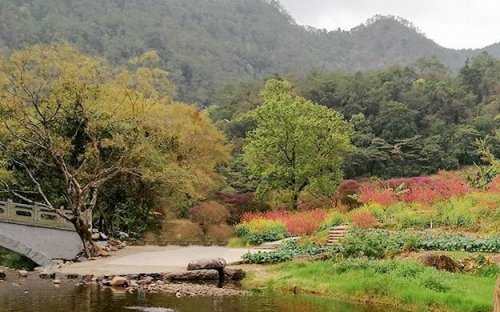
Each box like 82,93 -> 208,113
327,225 -> 349,246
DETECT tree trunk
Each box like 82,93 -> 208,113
291,191 -> 299,210
73,215 -> 97,257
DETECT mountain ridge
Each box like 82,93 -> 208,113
0,0 -> 498,104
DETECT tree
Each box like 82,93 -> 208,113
0,44 -> 230,255
243,80 -> 352,209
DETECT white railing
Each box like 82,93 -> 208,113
0,200 -> 75,231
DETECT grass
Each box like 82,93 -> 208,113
0,247 -> 37,270
244,259 -> 498,312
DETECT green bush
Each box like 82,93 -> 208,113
243,240 -> 325,264
235,219 -> 288,245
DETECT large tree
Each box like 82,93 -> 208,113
243,79 -> 352,209
0,44 -> 230,256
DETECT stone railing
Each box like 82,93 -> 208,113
0,200 -> 74,231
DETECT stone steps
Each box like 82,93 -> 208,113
326,225 -> 350,246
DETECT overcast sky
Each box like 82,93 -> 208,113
279,0 -> 500,49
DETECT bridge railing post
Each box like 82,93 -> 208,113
6,199 -> 14,220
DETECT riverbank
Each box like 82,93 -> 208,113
242,258 -> 498,312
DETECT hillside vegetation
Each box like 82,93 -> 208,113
1,0 -> 499,105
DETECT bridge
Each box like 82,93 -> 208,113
0,200 -> 82,266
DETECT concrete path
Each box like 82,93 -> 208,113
57,245 -> 255,275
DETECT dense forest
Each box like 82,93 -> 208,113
0,0 -> 499,242
1,0 -> 500,105
211,54 -> 500,183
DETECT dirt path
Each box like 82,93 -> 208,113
57,245 -> 255,275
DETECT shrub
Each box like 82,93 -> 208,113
334,180 -> 361,209
206,224 -> 234,244
242,209 -> 328,236
161,219 -> 204,244
190,201 -> 230,226
489,176 -> 500,193
319,211 -> 346,231
350,210 -> 379,228
235,219 -> 288,245
243,240 -> 325,264
359,172 -> 470,206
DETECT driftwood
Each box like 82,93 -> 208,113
186,258 -> 229,288
494,277 -> 500,312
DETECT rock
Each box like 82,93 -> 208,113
224,268 -> 246,281
187,258 -> 227,271
53,279 -> 62,285
18,270 -> 28,278
117,231 -> 129,240
66,274 -> 80,280
91,233 -> 100,241
96,248 -> 110,257
99,232 -> 109,241
164,270 -> 219,281
111,276 -> 129,288
419,253 -> 460,272
39,272 -> 56,279
0,270 -> 6,280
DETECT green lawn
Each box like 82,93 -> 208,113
246,259 -> 498,312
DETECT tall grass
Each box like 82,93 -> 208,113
266,259 -> 497,312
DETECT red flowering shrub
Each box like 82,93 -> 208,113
334,180 -> 362,209
489,176 -> 500,193
351,211 -> 379,228
359,172 -> 469,206
241,209 -> 328,236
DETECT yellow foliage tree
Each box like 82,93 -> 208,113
0,44 -> 230,255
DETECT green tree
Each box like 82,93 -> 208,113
0,44 -> 230,255
243,80 -> 352,209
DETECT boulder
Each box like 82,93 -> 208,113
110,276 -> 129,287
18,270 -> 28,278
0,270 -> 6,280
419,253 -> 460,272
187,258 -> 227,271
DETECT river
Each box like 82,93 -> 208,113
0,275 -> 389,312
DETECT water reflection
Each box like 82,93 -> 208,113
0,277 -> 389,312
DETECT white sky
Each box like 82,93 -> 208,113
279,0 -> 500,49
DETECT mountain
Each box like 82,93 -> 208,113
0,0 -> 498,105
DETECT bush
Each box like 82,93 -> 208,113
243,240 -> 325,264
235,219 -> 288,245
206,224 -> 233,244
359,172 -> 470,206
161,219 -> 205,244
319,211 -> 346,231
190,201 -> 230,226
242,209 -> 328,236
350,210 -> 379,229
334,180 -> 361,209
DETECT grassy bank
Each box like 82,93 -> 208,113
243,259 -> 498,312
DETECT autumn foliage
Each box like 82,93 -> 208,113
359,172 -> 470,206
242,209 -> 328,236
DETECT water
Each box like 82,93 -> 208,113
0,277 -> 388,312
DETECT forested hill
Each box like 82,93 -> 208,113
0,0 -> 499,105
